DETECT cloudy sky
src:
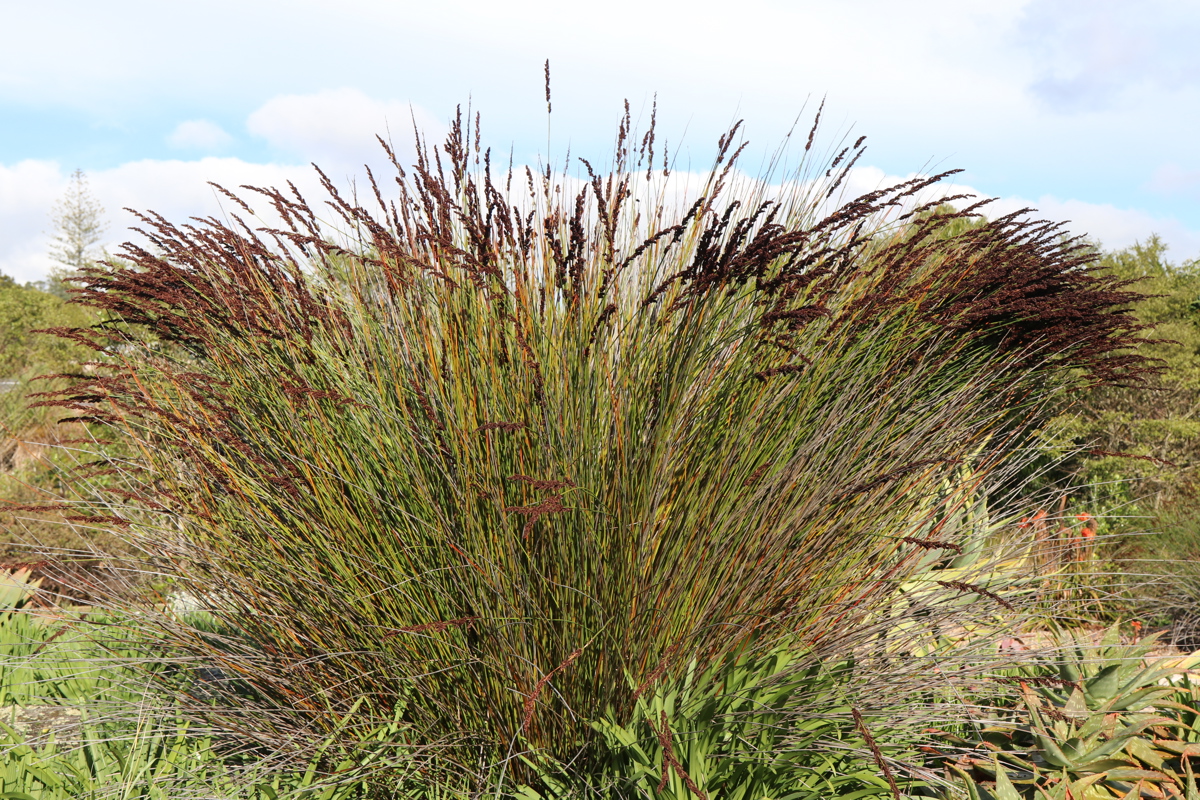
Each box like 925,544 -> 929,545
2,0 -> 1198,283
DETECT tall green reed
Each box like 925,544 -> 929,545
38,104 -> 1152,790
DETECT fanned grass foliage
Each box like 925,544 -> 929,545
36,104 -> 1153,794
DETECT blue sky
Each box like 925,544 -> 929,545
2,0 -> 1199,282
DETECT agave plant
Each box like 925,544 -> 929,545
941,625 -> 1200,799
0,567 -> 41,616
34,98 -> 1153,793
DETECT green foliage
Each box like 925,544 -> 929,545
1015,235 -> 1200,636
1140,499 -> 1200,645
575,644 -> 913,799
940,624 -> 1200,799
1037,235 -> 1200,520
1,713 -> 218,800
0,275 -> 113,558
0,273 -> 93,379
0,594 -> 429,799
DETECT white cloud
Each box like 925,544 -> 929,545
168,120 -> 234,151
246,88 -> 445,174
0,160 -> 73,283
805,165 -> 1200,262
1147,163 -> 1200,200
932,179 -> 1200,260
3,1 -> 1198,247
0,85 -> 449,284
92,157 -> 325,234
0,157 -> 328,284
4,156 -> 1198,288
1018,0 -> 1200,110
1003,196 -> 1200,258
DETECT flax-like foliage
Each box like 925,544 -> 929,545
40,106 -> 1152,790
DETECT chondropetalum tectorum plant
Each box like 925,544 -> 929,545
35,100 -> 1154,793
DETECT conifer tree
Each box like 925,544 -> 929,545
46,168 -> 108,297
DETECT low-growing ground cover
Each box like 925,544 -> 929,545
7,572 -> 1197,799
0,567 -> 415,798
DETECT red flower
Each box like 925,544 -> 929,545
1075,512 -> 1092,522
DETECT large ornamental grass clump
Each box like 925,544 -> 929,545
37,102 -> 1151,794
